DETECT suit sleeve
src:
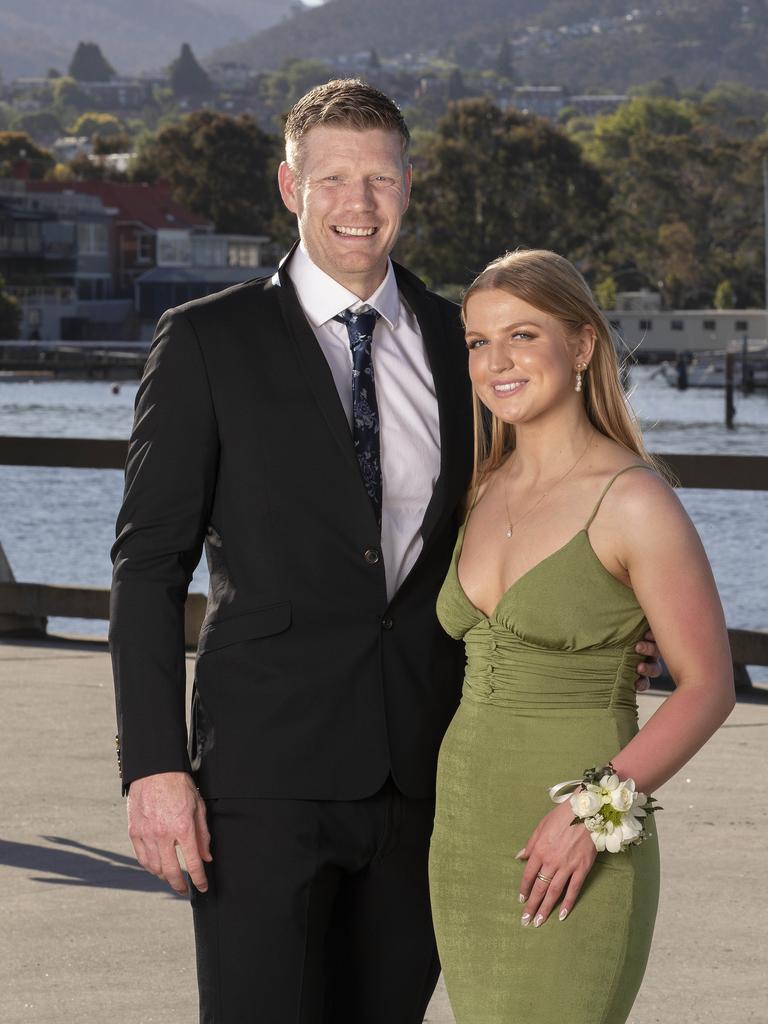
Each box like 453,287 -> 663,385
109,308 -> 219,792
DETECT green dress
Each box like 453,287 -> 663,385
429,466 -> 660,1024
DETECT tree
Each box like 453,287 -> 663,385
133,111 -> 279,234
11,110 -> 63,138
447,68 -> 467,102
714,280 -> 735,308
495,39 -> 513,80
398,99 -> 611,289
0,132 -> 55,179
367,48 -> 381,71
0,275 -> 21,340
68,42 -> 115,83
70,112 -> 124,138
169,43 -> 213,99
52,76 -> 90,113
594,276 -> 617,310
93,131 -> 131,155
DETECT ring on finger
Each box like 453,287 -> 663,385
536,872 -> 554,884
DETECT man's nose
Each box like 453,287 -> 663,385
343,178 -> 375,209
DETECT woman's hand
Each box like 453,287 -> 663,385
516,800 -> 597,926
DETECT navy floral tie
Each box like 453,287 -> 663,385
333,307 -> 382,528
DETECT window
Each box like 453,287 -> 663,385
228,243 -> 259,268
137,233 -> 154,263
671,320 -> 684,331
639,319 -> 653,331
703,319 -> 716,331
735,320 -> 748,332
77,222 -> 108,255
157,231 -> 192,266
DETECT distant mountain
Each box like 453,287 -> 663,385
210,0 -> 768,93
0,0 -> 295,80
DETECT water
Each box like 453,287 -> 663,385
0,370 -> 766,668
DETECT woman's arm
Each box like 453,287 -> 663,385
517,472 -> 735,927
607,471 -> 735,792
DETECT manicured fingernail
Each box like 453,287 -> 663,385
518,893 -> 526,904
514,848 -> 526,859
521,913 -> 531,926
534,914 -> 544,928
559,908 -> 568,921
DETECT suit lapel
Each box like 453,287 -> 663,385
274,246 -> 380,533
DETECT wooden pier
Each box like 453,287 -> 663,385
0,341 -> 149,379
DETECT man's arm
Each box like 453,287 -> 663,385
110,308 -> 218,893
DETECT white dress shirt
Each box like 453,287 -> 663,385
286,243 -> 441,601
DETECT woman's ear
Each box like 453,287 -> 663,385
575,324 -> 597,367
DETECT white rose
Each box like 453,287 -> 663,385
600,773 -> 620,791
610,784 -> 634,813
571,789 -> 603,818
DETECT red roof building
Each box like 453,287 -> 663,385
26,181 -> 213,296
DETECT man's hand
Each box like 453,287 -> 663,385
634,628 -> 663,692
127,771 -> 212,895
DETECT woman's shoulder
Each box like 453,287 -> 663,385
592,445 -> 684,530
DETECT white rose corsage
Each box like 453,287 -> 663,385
549,762 -> 661,853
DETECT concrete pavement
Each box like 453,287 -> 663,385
1,638 -> 766,1023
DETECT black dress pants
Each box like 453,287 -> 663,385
191,778 -> 440,1023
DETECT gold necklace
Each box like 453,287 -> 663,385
503,437 -> 593,539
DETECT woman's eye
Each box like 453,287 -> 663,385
511,331 -> 533,341
467,338 -> 488,350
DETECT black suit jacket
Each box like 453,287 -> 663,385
110,253 -> 473,799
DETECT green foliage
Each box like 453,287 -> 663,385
52,76 -> 90,113
68,42 -> 115,83
169,43 -> 213,99
11,110 -> 63,138
132,110 -> 280,234
69,112 -> 124,138
447,68 -> 466,101
594,276 -> 617,310
92,132 -> 131,155
714,280 -> 735,309
0,132 -> 55,178
0,275 -> 21,340
398,98 -> 610,289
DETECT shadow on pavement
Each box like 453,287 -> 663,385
0,834 -> 183,896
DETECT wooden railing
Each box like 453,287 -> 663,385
0,438 -> 766,692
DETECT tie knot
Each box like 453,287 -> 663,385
334,307 -> 380,351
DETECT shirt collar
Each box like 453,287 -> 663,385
288,242 -> 400,330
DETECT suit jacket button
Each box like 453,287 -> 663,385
382,616 -> 394,630
364,548 -> 381,565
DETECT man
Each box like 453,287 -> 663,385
110,79 -> 660,1023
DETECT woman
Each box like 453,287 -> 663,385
428,250 -> 735,1024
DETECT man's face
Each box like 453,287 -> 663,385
278,125 -> 412,297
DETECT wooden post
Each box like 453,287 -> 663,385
0,541 -> 47,638
725,351 -> 736,429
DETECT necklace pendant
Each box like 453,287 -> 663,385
505,526 -> 513,539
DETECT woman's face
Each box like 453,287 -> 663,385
464,288 -> 591,427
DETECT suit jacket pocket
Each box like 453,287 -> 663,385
197,601 -> 292,654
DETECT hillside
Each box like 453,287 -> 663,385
0,0 -> 294,80
211,0 -> 768,93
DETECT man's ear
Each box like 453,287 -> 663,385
278,161 -> 299,215
401,162 -> 413,212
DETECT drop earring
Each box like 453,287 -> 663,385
575,363 -> 587,392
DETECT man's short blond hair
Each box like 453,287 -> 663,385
284,78 -> 410,166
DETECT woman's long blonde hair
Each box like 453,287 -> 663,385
462,249 -> 668,500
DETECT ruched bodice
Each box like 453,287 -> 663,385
437,524 -> 649,713
429,466 -> 660,1024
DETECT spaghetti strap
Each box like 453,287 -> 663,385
584,464 -> 653,529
